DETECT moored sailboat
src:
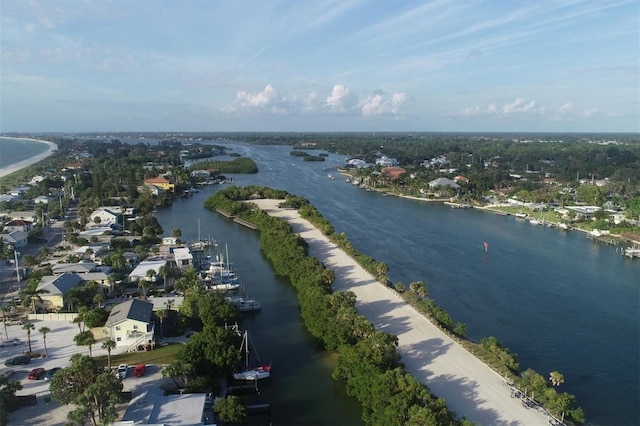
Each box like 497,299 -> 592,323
233,331 -> 271,381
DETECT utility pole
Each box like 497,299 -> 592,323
14,250 -> 20,283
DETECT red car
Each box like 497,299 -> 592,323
134,363 -> 145,377
27,367 -> 45,380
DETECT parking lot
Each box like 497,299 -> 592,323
0,319 -> 172,425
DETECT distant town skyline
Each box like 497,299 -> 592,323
1,1 -> 638,134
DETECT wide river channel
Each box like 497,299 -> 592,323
155,141 -> 639,426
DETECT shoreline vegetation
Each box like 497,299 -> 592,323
204,185 -> 585,425
337,170 -> 640,247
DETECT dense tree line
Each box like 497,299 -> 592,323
205,185 -> 587,424
204,186 -> 466,425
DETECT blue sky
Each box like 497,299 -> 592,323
1,0 -> 638,133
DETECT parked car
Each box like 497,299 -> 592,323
116,364 -> 128,379
27,367 -> 45,380
44,367 -> 61,380
134,363 -> 145,377
0,338 -> 21,347
4,355 -> 30,366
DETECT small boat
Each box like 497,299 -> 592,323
226,296 -> 261,312
327,173 -> 335,180
233,331 -> 271,381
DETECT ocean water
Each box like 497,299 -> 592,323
0,137 -> 50,169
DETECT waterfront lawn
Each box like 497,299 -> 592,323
95,343 -> 183,368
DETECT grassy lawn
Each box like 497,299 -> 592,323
95,343 -> 183,368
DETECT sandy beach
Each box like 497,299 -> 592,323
0,138 -> 58,179
251,199 -> 550,425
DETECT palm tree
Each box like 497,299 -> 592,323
157,309 -> 167,338
22,322 -> 35,353
38,326 -> 51,357
20,280 -> 49,314
164,299 -> 175,312
159,264 -> 173,292
73,306 -> 89,332
93,293 -> 107,308
74,330 -> 96,357
102,339 -> 117,369
549,371 -> 565,386
1,306 -> 10,339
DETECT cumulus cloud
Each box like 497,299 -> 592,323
221,84 -> 290,114
221,83 -> 409,117
325,84 -> 357,111
462,98 -> 542,116
583,107 -> 599,117
360,92 -> 409,116
558,102 -> 573,115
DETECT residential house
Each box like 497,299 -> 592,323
81,272 -> 114,295
104,299 -> 155,349
346,159 -> 370,169
172,247 -> 193,269
3,219 -> 33,233
33,195 -> 51,204
375,155 -> 399,167
128,259 -> 168,282
52,262 -> 99,275
144,177 -> 175,193
0,231 -> 28,249
381,166 -> 406,179
37,273 -> 84,310
89,207 -> 121,227
566,206 -> 601,220
7,211 -> 37,222
428,177 -> 460,190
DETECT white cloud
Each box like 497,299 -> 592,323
221,84 -> 290,114
558,102 -> 573,115
325,84 -> 357,111
461,98 -> 543,116
360,92 -> 409,116
583,107 -> 599,117
502,97 -> 538,114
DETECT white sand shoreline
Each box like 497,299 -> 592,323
251,199 -> 550,425
0,137 -> 59,179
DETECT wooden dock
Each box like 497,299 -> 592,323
215,209 -> 258,230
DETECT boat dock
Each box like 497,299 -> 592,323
444,201 -> 472,209
215,209 -> 258,230
622,247 -> 640,259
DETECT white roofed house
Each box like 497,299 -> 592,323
128,259 -> 168,298
172,247 -> 193,269
89,207 -> 120,227
104,299 -> 155,351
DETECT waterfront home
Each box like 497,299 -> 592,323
128,259 -> 168,282
381,166 -> 407,179
172,247 -> 193,269
375,155 -> 399,167
428,177 -> 460,190
104,299 -> 155,350
144,176 -> 175,193
566,206 -> 601,220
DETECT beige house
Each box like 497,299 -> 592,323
104,299 -> 155,350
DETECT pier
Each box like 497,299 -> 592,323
215,209 -> 258,230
